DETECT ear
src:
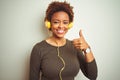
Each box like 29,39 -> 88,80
45,20 -> 51,29
68,22 -> 73,29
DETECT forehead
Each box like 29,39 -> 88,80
51,11 -> 69,21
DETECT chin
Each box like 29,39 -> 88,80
54,34 -> 65,38
57,35 -> 65,38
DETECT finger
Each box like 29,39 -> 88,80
72,39 -> 80,44
79,29 -> 84,38
79,40 -> 83,44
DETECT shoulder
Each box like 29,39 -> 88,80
66,39 -> 74,47
32,40 -> 47,50
35,40 -> 46,46
31,40 -> 47,56
66,39 -> 72,44
65,39 -> 77,51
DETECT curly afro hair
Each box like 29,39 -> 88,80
45,1 -> 74,22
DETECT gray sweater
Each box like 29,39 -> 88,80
30,39 -> 98,80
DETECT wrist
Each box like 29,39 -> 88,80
84,46 -> 91,54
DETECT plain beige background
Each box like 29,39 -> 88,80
0,0 -> 120,80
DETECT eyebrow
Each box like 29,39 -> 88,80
52,19 -> 69,22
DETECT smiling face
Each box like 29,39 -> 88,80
51,11 -> 70,38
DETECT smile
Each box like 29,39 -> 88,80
56,30 -> 65,34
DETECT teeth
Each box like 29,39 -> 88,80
57,30 -> 64,33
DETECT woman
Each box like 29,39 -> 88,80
29,1 -> 97,80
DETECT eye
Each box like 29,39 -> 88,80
53,21 -> 59,24
63,21 -> 69,25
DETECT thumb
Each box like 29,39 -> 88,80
79,29 -> 83,38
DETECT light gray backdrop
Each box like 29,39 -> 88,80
0,0 -> 120,80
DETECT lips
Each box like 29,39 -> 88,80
56,30 -> 64,34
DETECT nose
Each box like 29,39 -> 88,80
58,22 -> 64,28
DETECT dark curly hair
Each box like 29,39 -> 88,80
45,1 -> 74,22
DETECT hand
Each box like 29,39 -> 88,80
72,29 -> 89,51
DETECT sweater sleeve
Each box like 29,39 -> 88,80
29,44 -> 41,80
77,51 -> 98,80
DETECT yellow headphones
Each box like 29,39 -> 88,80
45,20 -> 73,29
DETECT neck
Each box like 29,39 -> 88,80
47,36 -> 66,47
51,36 -> 65,46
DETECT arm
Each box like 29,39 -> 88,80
73,30 -> 98,80
29,44 -> 41,80
77,50 -> 98,80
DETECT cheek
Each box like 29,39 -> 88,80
50,27 -> 56,31
65,28 -> 68,31
51,25 -> 57,29
50,25 -> 69,32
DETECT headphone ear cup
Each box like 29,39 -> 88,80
68,22 -> 73,29
45,21 -> 51,29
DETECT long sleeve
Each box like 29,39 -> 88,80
77,51 -> 98,80
29,44 -> 41,80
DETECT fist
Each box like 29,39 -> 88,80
72,30 -> 89,51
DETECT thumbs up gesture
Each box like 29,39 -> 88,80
72,30 -> 89,51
